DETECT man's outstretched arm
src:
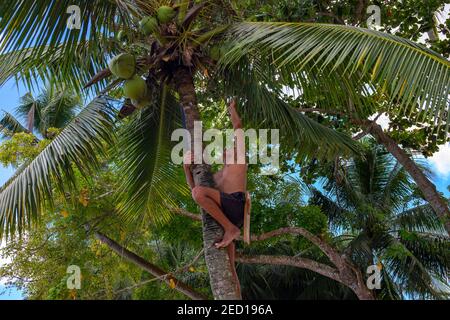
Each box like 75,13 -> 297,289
228,99 -> 242,130
183,151 -> 195,189
228,99 -> 246,164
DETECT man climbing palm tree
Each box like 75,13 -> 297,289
183,99 -> 249,295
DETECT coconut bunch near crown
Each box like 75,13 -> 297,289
85,2 -> 232,118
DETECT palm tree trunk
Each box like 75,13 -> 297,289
367,122 -> 450,235
173,66 -> 241,299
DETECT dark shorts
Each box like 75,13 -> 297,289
220,191 -> 245,228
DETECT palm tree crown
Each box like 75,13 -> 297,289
311,140 -> 449,299
0,85 -> 81,139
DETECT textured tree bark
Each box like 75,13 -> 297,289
366,122 -> 450,235
89,228 -> 207,300
173,66 -> 241,300
355,0 -> 368,24
236,254 -> 341,282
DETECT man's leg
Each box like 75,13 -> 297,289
227,241 -> 241,298
191,186 -> 240,248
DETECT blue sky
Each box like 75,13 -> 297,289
0,285 -> 23,300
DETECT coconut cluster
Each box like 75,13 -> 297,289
138,6 -> 176,36
108,6 -> 179,109
108,53 -> 149,107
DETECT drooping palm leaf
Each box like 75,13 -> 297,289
311,138 -> 449,299
0,112 -> 28,138
394,204 -> 447,234
0,96 -> 116,239
0,0 -> 136,92
217,53 -> 362,159
115,85 -> 190,226
222,22 -> 450,133
397,231 -> 449,277
0,40 -> 119,93
309,188 -> 352,232
383,236 -> 448,299
36,87 -> 81,135
14,87 -> 81,136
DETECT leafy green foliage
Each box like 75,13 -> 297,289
214,53 -> 362,159
0,0 -> 129,92
0,165 -> 209,300
222,22 -> 450,135
115,86 -> 190,225
0,112 -> 28,138
0,0 -> 448,301
0,132 -> 51,167
310,139 -> 449,299
0,97 -> 115,239
14,87 -> 81,137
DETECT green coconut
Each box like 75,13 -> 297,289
123,76 -> 147,100
139,16 -> 159,36
109,53 -> 136,79
157,6 -> 176,23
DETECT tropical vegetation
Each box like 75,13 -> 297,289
0,0 -> 448,300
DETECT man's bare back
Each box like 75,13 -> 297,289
213,155 -> 247,194
214,99 -> 247,193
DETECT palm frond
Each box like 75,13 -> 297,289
0,40 -> 119,94
37,87 -> 81,134
222,22 -> 450,133
395,204 -> 447,234
397,231 -> 449,276
383,238 -> 448,299
0,112 -> 29,138
115,85 -> 190,226
217,53 -> 362,159
14,87 -> 81,136
0,97 -> 116,239
309,188 -> 352,232
0,0 -> 136,92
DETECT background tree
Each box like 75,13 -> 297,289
0,85 -> 80,138
310,139 -> 449,299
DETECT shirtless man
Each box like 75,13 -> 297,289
183,99 -> 247,295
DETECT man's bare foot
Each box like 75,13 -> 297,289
215,226 -> 240,248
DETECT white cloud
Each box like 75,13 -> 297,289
369,113 -> 391,130
428,143 -> 450,177
376,114 -> 390,130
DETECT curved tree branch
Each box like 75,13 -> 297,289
170,208 -> 345,267
249,227 -> 345,269
84,224 -> 207,300
236,254 -> 341,283
171,208 -> 374,299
